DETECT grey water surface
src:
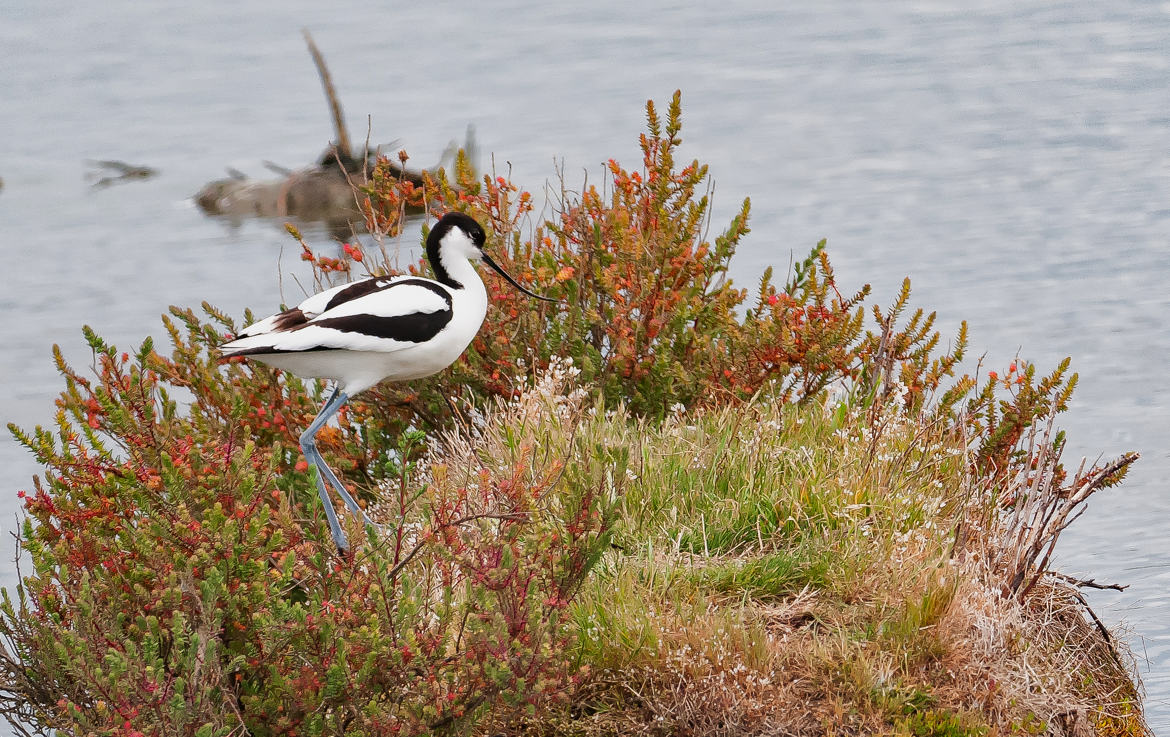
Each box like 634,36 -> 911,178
2,0 -> 1167,731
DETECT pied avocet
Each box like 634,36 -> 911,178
219,212 -> 553,551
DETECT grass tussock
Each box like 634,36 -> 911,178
443,363 -> 1146,737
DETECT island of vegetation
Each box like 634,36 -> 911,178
0,93 -> 1146,736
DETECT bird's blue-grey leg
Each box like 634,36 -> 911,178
313,439 -> 375,527
300,385 -> 357,550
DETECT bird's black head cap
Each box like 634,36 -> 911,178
429,212 -> 485,250
426,212 -> 487,288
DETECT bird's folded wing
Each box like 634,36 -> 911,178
235,277 -> 383,339
223,277 -> 453,355
317,278 -> 450,320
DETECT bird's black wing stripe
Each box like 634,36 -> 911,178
324,278 -> 384,311
312,309 -> 454,343
227,307 -> 454,356
392,278 -> 453,302
324,276 -> 452,312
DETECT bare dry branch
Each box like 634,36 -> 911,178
983,413 -> 1140,601
1049,571 -> 1129,592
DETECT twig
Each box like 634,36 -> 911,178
385,511 -> 528,580
263,160 -> 293,176
1048,571 -> 1129,592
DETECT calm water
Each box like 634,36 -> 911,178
2,1 -> 1168,730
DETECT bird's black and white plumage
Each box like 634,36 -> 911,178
220,212 -> 553,551
220,212 -> 548,394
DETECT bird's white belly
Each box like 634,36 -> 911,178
250,322 -> 478,394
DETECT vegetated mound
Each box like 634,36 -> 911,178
479,366 -> 1144,736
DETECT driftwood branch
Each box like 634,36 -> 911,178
85,159 -> 158,189
303,29 -> 352,160
195,30 -> 473,230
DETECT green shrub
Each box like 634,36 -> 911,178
2,330 -> 615,734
